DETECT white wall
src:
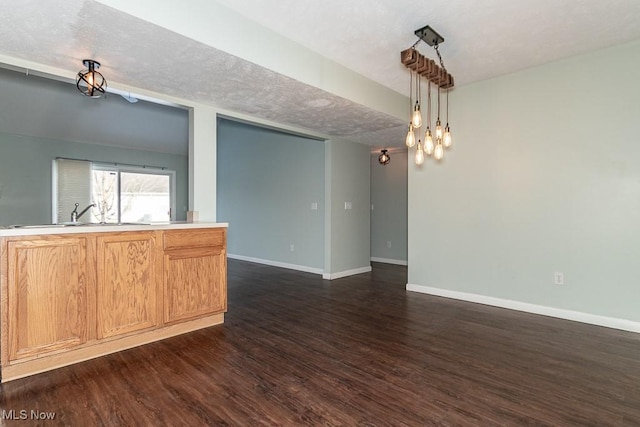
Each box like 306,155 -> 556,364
408,40 -> 640,328
370,149 -> 407,264
189,104 -> 218,221
325,139 -> 371,278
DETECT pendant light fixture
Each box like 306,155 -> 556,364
434,84 -> 444,161
400,25 -> 454,166
424,82 -> 434,156
415,141 -> 425,165
443,89 -> 452,148
405,72 -> 417,148
378,149 -> 391,165
405,122 -> 416,148
76,59 -> 107,98
412,74 -> 422,129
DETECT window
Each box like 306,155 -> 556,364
54,159 -> 176,223
53,158 -> 92,223
92,165 -> 175,223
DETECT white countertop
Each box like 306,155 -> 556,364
0,221 -> 228,237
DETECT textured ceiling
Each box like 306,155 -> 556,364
0,0 -> 406,147
1,0 -> 640,151
216,0 -> 640,94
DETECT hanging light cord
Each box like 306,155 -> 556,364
416,73 -> 421,106
427,81 -> 431,128
434,42 -> 449,127
446,89 -> 449,123
409,70 -> 414,115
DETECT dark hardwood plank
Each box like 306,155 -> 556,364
1,260 -> 639,426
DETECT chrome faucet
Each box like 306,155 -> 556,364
70,203 -> 96,223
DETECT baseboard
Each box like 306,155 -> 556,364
228,254 -> 323,275
406,283 -> 640,334
370,257 -> 408,266
323,266 -> 372,280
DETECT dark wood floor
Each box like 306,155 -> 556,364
1,260 -> 639,426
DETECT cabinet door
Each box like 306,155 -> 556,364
163,230 -> 227,324
96,232 -> 160,339
6,237 -> 88,361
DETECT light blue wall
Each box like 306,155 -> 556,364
370,150 -> 407,263
217,119 -> 325,270
0,133 -> 188,226
326,139 -> 371,274
0,67 -> 188,154
408,40 -> 640,324
0,66 -> 189,226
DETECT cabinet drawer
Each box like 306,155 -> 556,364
163,228 -> 225,251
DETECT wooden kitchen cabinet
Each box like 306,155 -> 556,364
0,224 -> 227,382
163,229 -> 227,324
3,236 -> 91,362
96,232 -> 161,339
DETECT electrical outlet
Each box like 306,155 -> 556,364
554,272 -> 564,285
311,202 -> 318,210
290,244 -> 295,252
344,202 -> 352,210
387,241 -> 392,248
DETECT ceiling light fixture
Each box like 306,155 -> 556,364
378,149 -> 391,165
76,59 -> 107,98
401,25 -> 454,165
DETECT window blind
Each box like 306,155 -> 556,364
54,159 -> 92,223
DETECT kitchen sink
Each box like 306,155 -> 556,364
79,222 -> 151,226
8,222 -> 151,229
9,224 -> 69,229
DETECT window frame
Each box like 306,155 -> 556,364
52,159 -> 177,224
91,163 -> 177,223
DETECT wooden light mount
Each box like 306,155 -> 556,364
401,25 -> 454,89
401,48 -> 454,89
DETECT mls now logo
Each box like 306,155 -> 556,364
1,409 -> 56,420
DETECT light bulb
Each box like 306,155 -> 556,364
405,123 -> 416,148
443,124 -> 452,148
434,142 -> 444,160
435,119 -> 443,139
424,129 -> 434,155
415,141 -> 425,165
378,149 -> 390,165
412,102 -> 422,128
